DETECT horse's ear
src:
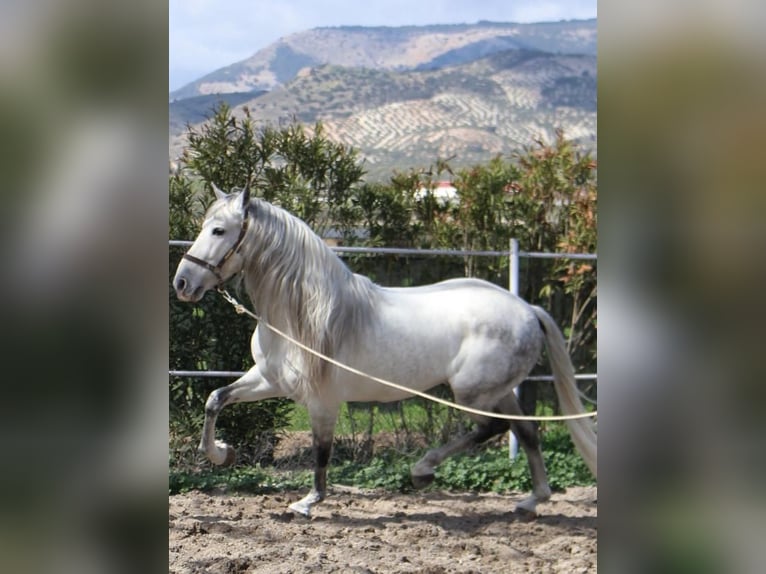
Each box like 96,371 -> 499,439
211,182 -> 227,200
240,180 -> 251,211
232,182 -> 251,214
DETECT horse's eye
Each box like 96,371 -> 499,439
212,227 -> 225,236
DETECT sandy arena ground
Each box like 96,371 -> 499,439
169,484 -> 596,573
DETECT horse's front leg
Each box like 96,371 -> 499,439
199,365 -> 284,465
288,405 -> 339,517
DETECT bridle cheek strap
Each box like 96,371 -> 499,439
181,217 -> 250,286
181,253 -> 224,283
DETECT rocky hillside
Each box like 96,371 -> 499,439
170,19 -> 596,99
170,20 -> 596,181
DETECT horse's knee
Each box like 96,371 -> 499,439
205,388 -> 230,416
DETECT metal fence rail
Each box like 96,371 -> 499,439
170,239 -> 597,260
169,238 -> 597,383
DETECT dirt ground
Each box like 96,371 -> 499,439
169,484 -> 596,573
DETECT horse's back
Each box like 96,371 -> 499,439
369,278 -> 539,369
384,277 -> 537,328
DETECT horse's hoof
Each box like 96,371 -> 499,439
288,501 -> 311,518
222,445 -> 236,467
513,498 -> 538,522
514,508 -> 538,521
411,473 -> 435,489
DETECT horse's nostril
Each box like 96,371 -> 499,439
175,277 -> 187,292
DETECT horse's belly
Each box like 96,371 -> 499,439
330,308 -> 468,402
333,335 -> 453,403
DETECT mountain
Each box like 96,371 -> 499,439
169,91 -> 266,136
170,19 -> 596,99
170,20 -> 596,181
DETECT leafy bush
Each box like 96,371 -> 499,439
435,425 -> 594,493
331,453 -> 415,492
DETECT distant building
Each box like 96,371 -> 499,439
415,180 -> 458,205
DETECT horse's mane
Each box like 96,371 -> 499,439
239,198 -> 378,399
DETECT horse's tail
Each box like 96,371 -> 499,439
532,305 -> 597,478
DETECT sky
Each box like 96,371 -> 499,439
169,0 -> 597,92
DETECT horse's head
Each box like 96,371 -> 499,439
173,182 -> 251,302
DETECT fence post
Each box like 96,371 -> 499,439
509,238 -> 520,460
509,237 -> 519,295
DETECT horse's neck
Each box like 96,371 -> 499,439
243,200 -> 356,331
242,201 -> 378,386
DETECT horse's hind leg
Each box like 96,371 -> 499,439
288,405 -> 339,518
410,392 -> 551,515
411,416 -> 511,488
500,394 -> 552,515
509,422 -> 552,515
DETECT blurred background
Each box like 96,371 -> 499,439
0,1 -> 168,573
0,0 -> 764,572
598,1 -> 766,572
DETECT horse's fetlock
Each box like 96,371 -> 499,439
535,485 -> 552,502
411,472 -> 435,489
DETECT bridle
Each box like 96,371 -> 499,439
182,214 -> 250,285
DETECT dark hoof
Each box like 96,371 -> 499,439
411,473 -> 435,489
513,506 -> 539,522
222,446 -> 236,467
514,507 -> 539,521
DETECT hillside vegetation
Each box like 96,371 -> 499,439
171,19 -> 595,98
170,20 -> 596,182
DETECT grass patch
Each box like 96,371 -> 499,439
169,466 -> 311,495
288,401 -> 436,434
169,424 -> 594,495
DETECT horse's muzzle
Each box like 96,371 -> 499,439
174,276 -> 205,302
